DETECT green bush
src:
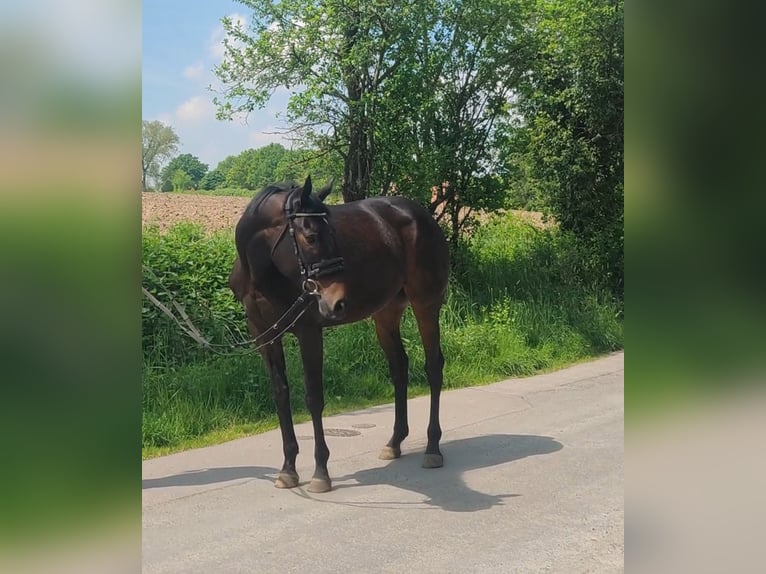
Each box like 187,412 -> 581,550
142,223 -> 245,365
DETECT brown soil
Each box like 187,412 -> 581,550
141,192 -> 549,234
142,192 -> 251,233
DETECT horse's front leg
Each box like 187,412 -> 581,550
257,335 -> 300,489
296,327 -> 332,493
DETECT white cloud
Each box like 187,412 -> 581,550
175,96 -> 213,122
182,61 -> 204,80
209,12 -> 247,61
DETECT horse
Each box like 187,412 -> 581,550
229,176 -> 449,493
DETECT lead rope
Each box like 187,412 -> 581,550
142,265 -> 318,354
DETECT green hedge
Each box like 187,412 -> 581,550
142,222 -> 245,365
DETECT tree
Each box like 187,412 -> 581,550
160,154 -> 209,192
200,169 -> 227,190
213,155 -> 239,183
373,0 -> 531,243
214,0 -> 427,203
142,120 -> 179,191
515,0 -> 624,294
274,148 -> 342,197
225,143 -> 288,189
214,0 -> 529,223
171,169 -> 192,192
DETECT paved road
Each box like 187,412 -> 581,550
143,352 -> 624,573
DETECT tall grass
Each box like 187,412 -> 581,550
142,213 -> 623,457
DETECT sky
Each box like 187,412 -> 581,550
142,0 -> 291,168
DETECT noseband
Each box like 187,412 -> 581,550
270,191 -> 345,293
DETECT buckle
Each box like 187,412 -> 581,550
302,278 -> 319,295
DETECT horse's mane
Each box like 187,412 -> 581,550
236,181 -> 298,281
243,181 -> 296,217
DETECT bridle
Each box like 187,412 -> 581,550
270,188 -> 345,295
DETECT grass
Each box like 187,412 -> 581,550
142,213 -> 623,458
171,187 -> 255,197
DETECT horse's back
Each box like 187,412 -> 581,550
331,196 -> 449,305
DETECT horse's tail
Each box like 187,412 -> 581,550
234,212 -> 261,279
230,210 -> 262,301
228,255 -> 248,302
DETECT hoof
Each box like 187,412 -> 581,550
422,453 -> 444,469
379,445 -> 401,460
275,471 -> 299,489
307,477 -> 332,493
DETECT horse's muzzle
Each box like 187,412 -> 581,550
318,297 -> 347,320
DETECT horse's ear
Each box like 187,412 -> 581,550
316,178 -> 334,202
300,175 -> 313,204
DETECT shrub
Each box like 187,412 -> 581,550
142,223 -> 244,365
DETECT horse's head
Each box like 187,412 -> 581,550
276,176 -> 348,320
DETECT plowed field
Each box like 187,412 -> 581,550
142,192 -> 251,233
141,192 -> 547,233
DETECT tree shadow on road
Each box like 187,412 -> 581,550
300,433 -> 563,513
142,465 -> 279,489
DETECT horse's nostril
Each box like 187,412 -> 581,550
334,300 -> 347,315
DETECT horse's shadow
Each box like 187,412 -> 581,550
142,465 -> 279,490
142,434 -> 562,513
324,434 -> 562,512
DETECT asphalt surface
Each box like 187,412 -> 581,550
142,352 -> 624,573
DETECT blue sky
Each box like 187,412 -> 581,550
142,0 -> 290,168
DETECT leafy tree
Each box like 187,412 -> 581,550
142,120 -> 179,191
171,169 -> 192,192
225,143 -> 288,189
498,128 -> 548,212
160,154 -> 209,192
515,0 -> 624,294
214,0 -> 528,225
214,0 -> 427,203
200,169 -> 227,190
374,0 -> 531,243
213,154 -> 239,183
274,148 -> 342,193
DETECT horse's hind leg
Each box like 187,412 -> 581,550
373,294 -> 410,460
410,301 -> 445,468
257,335 -> 300,488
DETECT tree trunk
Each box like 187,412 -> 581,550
341,18 -> 372,204
342,110 -> 372,203
449,201 -> 460,249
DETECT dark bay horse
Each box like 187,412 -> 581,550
229,176 -> 449,493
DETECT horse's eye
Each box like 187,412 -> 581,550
305,233 -> 317,245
